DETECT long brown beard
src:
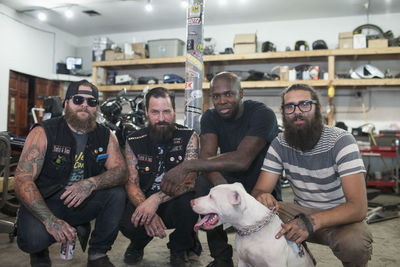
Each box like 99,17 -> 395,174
283,109 -> 324,151
148,121 -> 175,143
64,104 -> 97,133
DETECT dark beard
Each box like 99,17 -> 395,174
148,122 -> 175,143
283,110 -> 324,151
64,104 -> 97,133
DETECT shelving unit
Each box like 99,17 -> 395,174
91,47 -> 400,92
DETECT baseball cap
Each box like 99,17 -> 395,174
64,80 -> 99,107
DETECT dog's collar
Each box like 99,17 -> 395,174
236,211 -> 277,236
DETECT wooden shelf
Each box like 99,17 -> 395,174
92,47 -> 400,92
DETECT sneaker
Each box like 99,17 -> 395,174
170,251 -> 190,267
87,255 -> 114,267
205,259 -> 234,267
30,248 -> 51,267
123,243 -> 144,265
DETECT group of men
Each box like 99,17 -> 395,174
14,72 -> 373,267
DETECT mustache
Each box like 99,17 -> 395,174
156,122 -> 170,126
293,113 -> 304,120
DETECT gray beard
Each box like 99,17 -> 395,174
283,111 -> 324,151
64,105 -> 97,133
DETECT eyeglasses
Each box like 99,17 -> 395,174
283,100 -> 317,114
71,95 -> 98,107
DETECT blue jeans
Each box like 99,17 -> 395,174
17,186 -> 126,255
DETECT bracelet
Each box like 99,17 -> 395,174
294,213 -> 314,238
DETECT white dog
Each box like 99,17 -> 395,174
191,182 -> 315,267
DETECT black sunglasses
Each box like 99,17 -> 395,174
71,95 -> 98,107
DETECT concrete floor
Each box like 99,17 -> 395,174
0,187 -> 399,267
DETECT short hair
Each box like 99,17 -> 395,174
280,83 -> 321,111
210,72 -> 241,92
145,87 -> 175,110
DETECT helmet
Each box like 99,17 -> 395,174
294,40 -> 309,51
262,41 -> 276,52
312,40 -> 328,50
350,64 -> 384,79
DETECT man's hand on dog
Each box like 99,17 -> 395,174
276,217 -> 310,244
255,192 -> 279,211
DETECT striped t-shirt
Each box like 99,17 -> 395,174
262,125 -> 365,209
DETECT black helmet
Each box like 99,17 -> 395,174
294,40 -> 309,51
312,40 -> 328,50
262,41 -> 276,52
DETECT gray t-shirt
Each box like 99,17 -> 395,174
68,131 -> 88,185
262,125 -> 366,209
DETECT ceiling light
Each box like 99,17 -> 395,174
65,9 -> 74,19
180,0 -> 188,8
219,0 -> 228,6
145,0 -> 153,12
37,11 -> 47,21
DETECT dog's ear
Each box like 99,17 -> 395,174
229,190 -> 241,205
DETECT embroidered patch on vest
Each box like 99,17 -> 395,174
173,137 -> 183,145
52,145 -> 71,155
137,154 -> 153,162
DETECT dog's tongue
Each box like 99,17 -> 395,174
194,214 -> 212,232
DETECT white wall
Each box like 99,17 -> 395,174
0,4 -> 79,131
1,3 -> 400,132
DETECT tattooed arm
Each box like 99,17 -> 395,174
60,131 -> 127,208
132,132 -> 199,226
14,126 -> 76,243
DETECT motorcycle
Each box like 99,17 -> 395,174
99,88 -> 146,151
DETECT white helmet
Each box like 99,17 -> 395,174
351,64 -> 384,79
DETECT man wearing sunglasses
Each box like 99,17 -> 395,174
14,79 -> 127,267
252,84 -> 373,266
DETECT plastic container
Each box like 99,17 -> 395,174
148,39 -> 185,58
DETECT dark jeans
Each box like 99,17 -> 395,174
119,191 -> 198,254
194,175 -> 282,262
17,186 -> 126,255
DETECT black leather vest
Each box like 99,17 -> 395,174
34,117 -> 110,198
126,124 -> 194,194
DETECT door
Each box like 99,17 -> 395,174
7,71 -> 29,136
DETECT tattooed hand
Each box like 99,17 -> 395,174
44,214 -> 76,243
60,179 -> 96,208
131,195 -> 161,227
144,214 -> 167,238
275,215 -> 314,244
161,164 -> 188,196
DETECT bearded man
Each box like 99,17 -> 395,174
252,84 -> 373,267
15,80 -> 127,267
119,87 -> 201,267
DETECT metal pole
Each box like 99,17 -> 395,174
184,0 -> 204,133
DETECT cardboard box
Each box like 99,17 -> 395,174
353,34 -> 367,49
234,44 -> 256,54
105,50 -> 115,61
234,33 -> 257,44
339,32 -> 353,49
234,33 -> 257,54
148,39 -> 185,58
368,39 -> 388,48
105,50 -> 125,61
125,42 -> 148,59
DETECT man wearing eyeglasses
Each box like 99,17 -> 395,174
252,84 -> 373,266
14,79 -> 127,267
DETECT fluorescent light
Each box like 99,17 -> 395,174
65,9 -> 74,19
37,12 -> 47,21
219,0 -> 228,6
181,0 -> 188,8
145,0 -> 153,12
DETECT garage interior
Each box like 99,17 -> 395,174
1,0 -> 400,266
